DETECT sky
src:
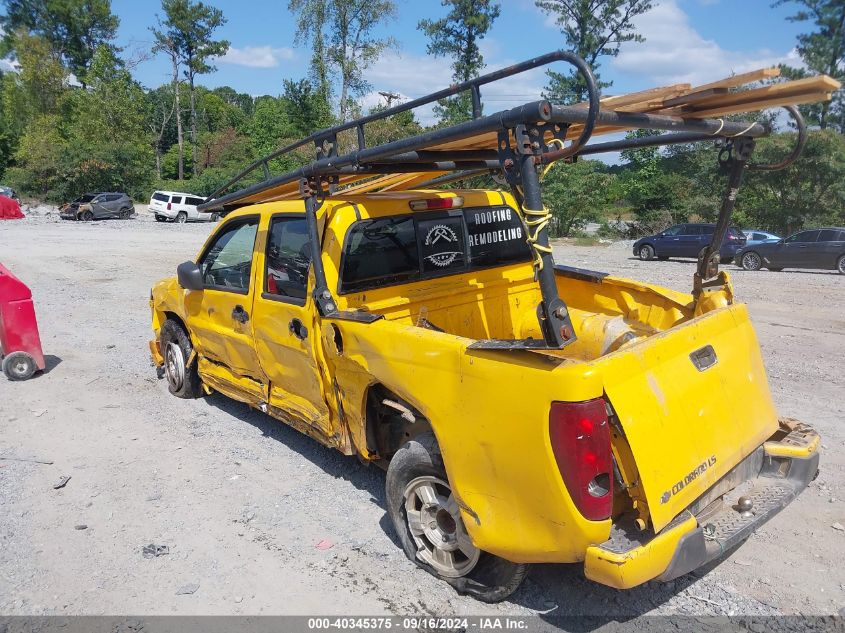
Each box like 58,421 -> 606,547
106,0 -> 806,121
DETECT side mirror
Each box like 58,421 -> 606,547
177,261 -> 204,291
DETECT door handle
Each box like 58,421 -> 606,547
232,305 -> 249,323
289,318 -> 308,340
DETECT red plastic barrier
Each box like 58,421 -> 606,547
0,263 -> 45,380
0,195 -> 23,220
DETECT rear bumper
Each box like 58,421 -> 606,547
585,419 -> 819,589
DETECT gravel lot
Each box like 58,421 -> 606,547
1,207 -> 843,619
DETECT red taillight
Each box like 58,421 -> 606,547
549,399 -> 613,521
167,202 -> 172,210
408,196 -> 464,211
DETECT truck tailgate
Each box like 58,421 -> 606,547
597,304 -> 778,533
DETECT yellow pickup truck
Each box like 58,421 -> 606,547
149,53 -> 828,601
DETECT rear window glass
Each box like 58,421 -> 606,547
418,215 -> 466,274
340,206 -> 531,293
341,217 -> 420,292
465,207 -> 528,267
152,192 -> 169,202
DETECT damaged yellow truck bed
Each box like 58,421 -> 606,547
149,189 -> 820,601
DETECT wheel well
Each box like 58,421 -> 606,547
365,384 -> 432,461
163,312 -> 190,338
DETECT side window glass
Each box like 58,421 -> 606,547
200,219 -> 258,291
662,226 -> 682,236
417,215 -> 466,275
171,196 -> 183,205
787,230 -> 817,243
265,217 -> 311,300
817,229 -> 838,242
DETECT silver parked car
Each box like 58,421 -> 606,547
60,192 -> 135,221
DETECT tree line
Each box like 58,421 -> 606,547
0,0 -> 842,237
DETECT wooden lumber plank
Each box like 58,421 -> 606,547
671,91 -> 832,119
658,76 -> 840,116
686,67 -> 781,93
662,88 -> 729,108
573,83 -> 692,109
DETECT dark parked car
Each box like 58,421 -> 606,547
633,223 -> 746,262
735,227 -> 845,274
60,192 -> 135,221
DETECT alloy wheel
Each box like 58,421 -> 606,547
742,252 -> 762,271
164,342 -> 185,392
402,476 -> 480,578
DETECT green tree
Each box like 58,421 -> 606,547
535,0 -> 653,103
5,29 -> 67,119
153,0 -> 229,177
418,0 -> 500,124
4,114 -> 64,198
282,78 -> 334,137
542,159 -> 618,236
773,0 -> 845,131
741,130 -> 845,233
61,46 -> 152,198
151,23 -> 186,179
288,0 -> 331,100
0,0 -> 119,82
289,0 -> 397,122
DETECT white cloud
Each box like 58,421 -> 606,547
219,45 -> 295,69
612,0 -> 797,87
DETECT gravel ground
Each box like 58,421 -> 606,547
0,207 -> 843,619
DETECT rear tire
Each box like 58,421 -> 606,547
160,319 -> 202,399
741,251 -> 762,271
386,433 -> 528,603
175,212 -> 187,224
638,244 -> 655,261
3,352 -> 37,381
838,255 -> 845,275
120,207 -> 133,219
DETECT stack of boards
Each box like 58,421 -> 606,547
220,68 -> 840,205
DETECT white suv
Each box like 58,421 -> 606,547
149,191 -> 219,223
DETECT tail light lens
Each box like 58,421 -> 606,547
549,399 -> 613,521
167,202 -> 172,210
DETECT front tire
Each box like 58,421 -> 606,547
386,433 -> 528,603
638,244 -> 655,261
3,352 -> 37,381
160,319 -> 202,398
838,255 -> 845,275
741,251 -> 762,271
